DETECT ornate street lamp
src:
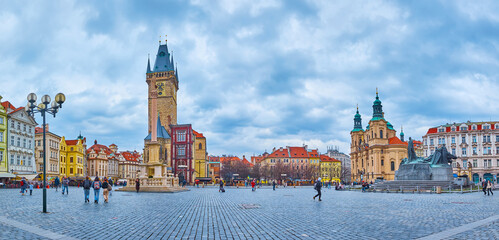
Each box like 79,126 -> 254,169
26,93 -> 65,213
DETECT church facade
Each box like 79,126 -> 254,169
143,39 -> 207,183
350,91 -> 407,182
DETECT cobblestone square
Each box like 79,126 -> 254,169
0,186 -> 498,239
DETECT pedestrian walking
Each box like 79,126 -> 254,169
251,179 -> 256,191
135,178 -> 140,193
482,179 -> 487,196
219,180 -> 225,192
29,182 -> 34,195
20,177 -> 27,196
313,178 -> 322,201
82,176 -> 92,203
92,177 -> 101,203
487,180 -> 494,196
102,177 -> 110,203
62,177 -> 69,195
54,176 -> 60,192
272,180 -> 276,191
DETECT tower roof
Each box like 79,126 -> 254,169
144,114 -> 170,140
152,43 -> 175,73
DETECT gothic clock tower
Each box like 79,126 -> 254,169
146,39 -> 179,134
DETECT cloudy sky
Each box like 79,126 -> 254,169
1,0 -> 498,157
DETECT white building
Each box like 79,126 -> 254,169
3,102 -> 37,178
423,121 -> 499,184
325,146 -> 351,183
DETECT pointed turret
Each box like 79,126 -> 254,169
372,88 -> 383,119
147,55 -> 152,73
353,105 -> 363,132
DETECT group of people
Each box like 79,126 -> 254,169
482,179 -> 494,196
19,177 -> 34,196
82,176 -> 113,203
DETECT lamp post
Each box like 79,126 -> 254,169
26,93 -> 65,213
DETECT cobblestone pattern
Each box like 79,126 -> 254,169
445,220 -> 499,240
0,186 -> 497,239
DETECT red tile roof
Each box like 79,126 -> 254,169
289,147 -> 308,158
267,148 -> 289,158
251,156 -> 265,164
65,140 -> 79,145
308,149 -> 319,157
193,130 -> 205,138
120,151 -> 140,162
389,136 -> 408,145
320,155 -> 341,162
1,101 -> 16,111
86,144 -> 113,155
427,128 -> 438,134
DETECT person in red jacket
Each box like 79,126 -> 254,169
251,179 -> 256,191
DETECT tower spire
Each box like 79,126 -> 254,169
372,88 -> 383,119
147,54 -> 152,73
353,105 -> 363,131
400,125 -> 405,142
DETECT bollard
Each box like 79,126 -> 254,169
460,185 -> 463,194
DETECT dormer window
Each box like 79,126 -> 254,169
438,127 -> 445,133
159,51 -> 166,57
461,126 -> 468,131
472,125 -> 477,130
451,127 -> 456,131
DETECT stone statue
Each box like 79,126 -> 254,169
407,137 -> 417,162
424,145 -> 456,166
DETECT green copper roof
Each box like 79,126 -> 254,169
370,117 -> 385,121
387,122 -> 394,130
351,129 -> 364,132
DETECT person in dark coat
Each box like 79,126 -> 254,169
135,178 -> 140,193
272,180 -> 276,191
219,180 -> 224,192
313,178 -> 322,201
82,176 -> 92,203
54,176 -> 60,192
482,179 -> 487,195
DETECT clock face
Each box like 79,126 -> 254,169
156,82 -> 165,96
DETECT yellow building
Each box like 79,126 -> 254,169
308,149 -> 321,180
320,155 -> 341,183
193,130 -> 207,179
350,91 -> 408,182
0,96 -> 9,182
60,135 -> 86,179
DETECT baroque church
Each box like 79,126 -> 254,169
142,39 -> 208,183
350,90 -> 407,182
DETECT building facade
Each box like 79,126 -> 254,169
117,150 -> 141,179
326,146 -> 351,183
320,155 -> 341,183
207,156 -> 221,182
86,140 -> 112,177
59,135 -> 86,179
193,130 -> 208,179
350,92 -> 408,182
35,125 -> 61,178
423,121 -> 499,183
171,124 -> 194,183
1,101 -> 37,178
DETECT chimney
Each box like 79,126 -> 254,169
44,124 -> 49,132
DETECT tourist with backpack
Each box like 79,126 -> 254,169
313,178 -> 322,201
29,182 -> 34,195
54,176 -> 60,192
102,177 -> 111,203
92,177 -> 102,203
219,180 -> 225,192
62,177 -> 69,195
83,176 -> 92,203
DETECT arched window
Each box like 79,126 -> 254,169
380,130 -> 383,139
199,143 -> 202,149
390,161 -> 395,171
